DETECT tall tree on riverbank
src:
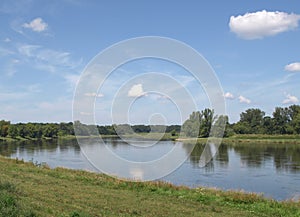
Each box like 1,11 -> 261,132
0,120 -> 10,137
233,108 -> 265,134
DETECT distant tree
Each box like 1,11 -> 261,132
114,124 -> 133,135
0,120 -> 10,137
199,108 -> 215,137
182,111 -> 201,137
233,108 -> 265,134
170,129 -> 177,137
212,115 -> 233,137
182,109 -> 219,138
59,122 -> 74,136
232,121 -> 251,134
132,125 -> 151,133
73,121 -> 89,136
25,123 -> 43,138
107,125 -> 117,135
272,107 -> 291,134
17,123 -> 28,138
288,105 -> 300,134
42,124 -> 58,137
262,116 -> 273,134
291,113 -> 300,134
8,124 -> 18,138
166,125 -> 181,134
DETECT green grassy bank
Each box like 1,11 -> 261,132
176,134 -> 300,145
0,157 -> 299,217
2,133 -> 300,144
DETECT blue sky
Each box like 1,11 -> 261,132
1,0 -> 300,124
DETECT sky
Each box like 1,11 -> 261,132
1,0 -> 300,124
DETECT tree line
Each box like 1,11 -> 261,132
0,120 -> 181,139
182,104 -> 300,137
232,105 -> 300,135
0,104 -> 299,139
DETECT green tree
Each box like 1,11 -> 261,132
59,122 -> 74,136
73,121 -> 89,136
17,124 -> 28,138
182,111 -> 201,137
262,116 -> 273,134
199,108 -> 215,137
272,107 -> 291,134
42,124 -> 58,137
287,105 -> 300,134
8,125 -> 18,138
291,113 -> 300,134
234,108 -> 265,134
212,115 -> 233,137
0,120 -> 10,137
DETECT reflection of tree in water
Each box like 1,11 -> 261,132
230,143 -> 265,168
0,141 -> 18,157
58,139 -> 81,153
183,143 -> 229,170
0,139 -> 81,157
215,144 -> 229,167
231,143 -> 300,173
271,145 -> 300,172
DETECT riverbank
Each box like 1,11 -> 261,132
0,157 -> 299,217
176,134 -> 300,144
2,133 -> 300,143
0,132 -> 178,143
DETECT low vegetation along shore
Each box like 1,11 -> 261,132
177,134 -> 300,145
0,157 -> 299,217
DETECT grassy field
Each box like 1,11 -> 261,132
0,157 -> 299,217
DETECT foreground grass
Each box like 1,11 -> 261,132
0,157 -> 299,217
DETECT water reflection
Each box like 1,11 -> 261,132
230,143 -> 300,173
1,139 -> 300,173
183,142 -> 300,173
0,139 -> 81,158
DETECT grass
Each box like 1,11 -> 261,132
0,157 -> 299,217
176,134 -> 300,145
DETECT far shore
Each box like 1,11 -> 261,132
1,133 -> 300,144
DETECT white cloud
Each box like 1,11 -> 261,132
238,95 -> 251,104
229,10 -> 300,39
18,44 -> 76,68
223,92 -> 234,99
22,17 -> 48,32
4,38 -> 11,42
282,94 -> 299,104
84,92 -> 104,97
285,62 -> 300,72
128,84 -> 145,97
18,44 -> 40,57
0,47 -> 14,56
17,44 -> 82,74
